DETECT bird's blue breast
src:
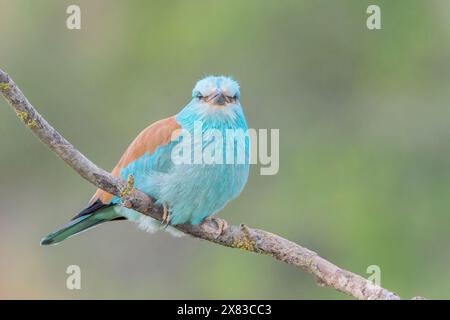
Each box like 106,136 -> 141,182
113,101 -> 250,225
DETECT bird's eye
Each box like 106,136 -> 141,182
196,93 -> 204,99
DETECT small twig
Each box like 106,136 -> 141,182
0,68 -> 406,300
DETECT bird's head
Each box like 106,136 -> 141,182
192,76 -> 240,107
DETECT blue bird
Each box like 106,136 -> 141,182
41,76 -> 250,245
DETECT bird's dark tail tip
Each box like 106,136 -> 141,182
40,236 -> 57,246
40,201 -> 120,246
39,214 -> 100,246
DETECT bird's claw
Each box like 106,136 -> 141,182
161,204 -> 170,228
216,219 -> 228,238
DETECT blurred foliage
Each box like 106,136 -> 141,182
1,0 -> 450,299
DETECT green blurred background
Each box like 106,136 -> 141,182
1,0 -> 450,299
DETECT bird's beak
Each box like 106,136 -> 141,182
208,92 -> 227,105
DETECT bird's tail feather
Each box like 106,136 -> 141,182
40,206 -> 121,246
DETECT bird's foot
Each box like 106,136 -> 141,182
216,218 -> 228,237
161,204 -> 170,228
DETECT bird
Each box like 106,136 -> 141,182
40,75 -> 250,245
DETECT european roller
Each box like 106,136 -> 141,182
41,76 -> 249,245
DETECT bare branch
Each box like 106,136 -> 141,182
0,69 -> 402,300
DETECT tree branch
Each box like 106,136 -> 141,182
0,68 -> 403,300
